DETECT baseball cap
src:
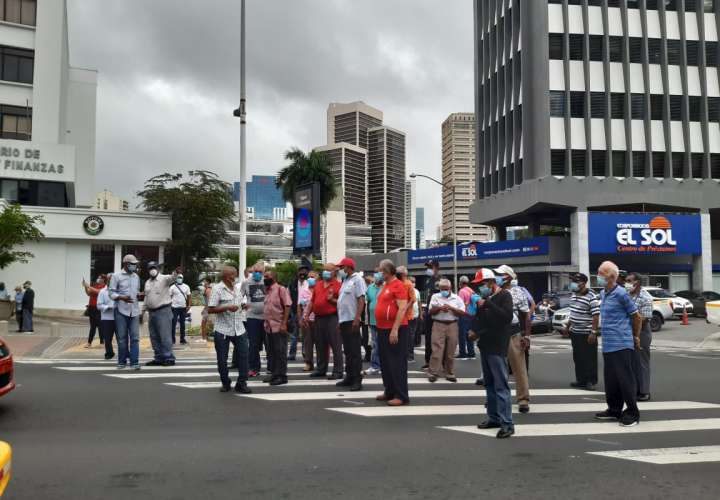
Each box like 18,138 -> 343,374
570,272 -> 588,283
471,268 -> 496,284
147,261 -> 159,269
493,264 -> 517,280
122,254 -> 138,264
424,259 -> 440,268
336,257 -> 356,269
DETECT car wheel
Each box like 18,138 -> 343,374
650,313 -> 663,332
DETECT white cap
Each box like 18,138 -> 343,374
122,254 -> 139,264
493,264 -> 517,280
472,268 -> 495,284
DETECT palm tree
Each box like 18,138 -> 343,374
276,148 -> 338,214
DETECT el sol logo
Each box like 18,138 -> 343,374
615,216 -> 677,253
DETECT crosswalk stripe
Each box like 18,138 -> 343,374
239,388 -> 598,401
587,445 -> 720,464
440,418 -> 720,437
104,370 -> 429,379
165,378 -> 483,389
56,365 -> 220,371
326,401 -> 720,417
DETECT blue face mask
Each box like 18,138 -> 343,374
495,276 -> 505,287
176,278 -> 183,285
478,285 -> 491,298
307,278 -> 316,287
126,264 -> 137,273
440,290 -> 450,298
373,272 -> 383,283
569,282 -> 579,292
252,271 -> 262,282
322,271 -> 332,281
597,276 -> 608,287
338,269 -> 347,280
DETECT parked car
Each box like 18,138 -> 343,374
546,291 -> 573,309
707,300 -> 720,326
0,336 -> 15,398
0,441 -> 10,496
645,287 -> 693,316
674,290 -> 720,317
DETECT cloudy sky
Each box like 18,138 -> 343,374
67,0 -> 474,239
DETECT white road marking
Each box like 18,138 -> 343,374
440,418 -> 720,437
239,388 -> 598,401
166,378 -> 482,389
588,446 -> 720,464
326,401 -> 720,417
56,365 -> 220,371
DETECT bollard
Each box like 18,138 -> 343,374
0,320 -> 7,337
681,305 -> 690,326
50,322 -> 61,338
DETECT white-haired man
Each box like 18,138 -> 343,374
428,278 -> 465,383
595,261 -> 643,427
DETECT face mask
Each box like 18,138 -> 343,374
299,274 -> 308,281
252,271 -> 263,282
373,272 -> 383,283
569,282 -> 579,292
263,278 -> 274,287
510,279 -> 518,287
495,276 -> 505,287
96,278 -> 103,284
338,270 -> 348,280
440,290 -> 450,298
478,285 -> 491,298
322,271 -> 332,281
624,283 -> 635,292
425,269 -> 434,277
597,276 -> 608,287
148,269 -> 158,278
176,278 -> 183,285
307,278 -> 316,287
127,264 -> 137,273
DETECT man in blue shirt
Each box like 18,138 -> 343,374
595,261 -> 643,427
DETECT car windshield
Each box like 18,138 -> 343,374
647,289 -> 675,298
703,292 -> 720,301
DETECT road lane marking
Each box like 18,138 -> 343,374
326,401 -> 720,417
588,446 -> 720,464
238,388 -> 598,401
440,418 -> 720,437
166,378 -> 482,389
57,365 -> 220,371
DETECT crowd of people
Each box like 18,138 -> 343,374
0,281 -> 35,333
68,253 -> 651,439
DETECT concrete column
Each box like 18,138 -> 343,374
528,221 -> 541,238
571,210 -> 590,277
114,244 -> 122,273
495,225 -> 507,241
692,211 -> 713,291
158,245 -> 165,265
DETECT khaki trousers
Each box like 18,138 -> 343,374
508,334 -> 530,405
429,321 -> 458,377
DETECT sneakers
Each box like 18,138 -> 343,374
477,421 -> 501,429
145,360 -> 163,366
131,365 -> 141,371
620,414 -> 640,427
594,410 -> 620,421
496,428 -> 515,439
363,367 -> 380,376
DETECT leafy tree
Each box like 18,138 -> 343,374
138,170 -> 234,284
273,260 -> 299,287
0,203 -> 44,269
222,248 -> 266,272
276,148 -> 338,214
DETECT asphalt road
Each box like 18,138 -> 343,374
2,343 -> 720,500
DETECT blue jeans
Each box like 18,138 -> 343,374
22,309 -> 33,332
115,312 -> 140,367
148,306 -> 175,362
458,315 -> 475,357
287,313 -> 298,358
171,307 -> 187,343
246,318 -> 265,372
369,325 -> 381,370
214,332 -> 249,388
481,352 -> 514,431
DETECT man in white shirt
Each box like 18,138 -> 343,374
144,261 -> 178,366
170,274 -> 192,345
207,266 -> 251,394
336,257 -> 367,391
428,279 -> 465,383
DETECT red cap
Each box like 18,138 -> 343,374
336,257 -> 356,269
471,268 -> 496,284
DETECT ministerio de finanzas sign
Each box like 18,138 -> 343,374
0,139 -> 75,183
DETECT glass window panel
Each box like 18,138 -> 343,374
2,114 -> 16,133
631,94 -> 645,119
20,0 -> 36,26
592,150 -> 607,177
669,95 -> 683,121
691,153 -> 704,178
648,38 -> 662,64
18,57 -> 32,84
612,151 -> 626,177
549,33 -> 564,60
570,92 -> 585,118
1,179 -> 18,201
589,35 -> 603,61
650,94 -> 664,120
569,34 -> 583,61
5,0 -> 20,23
672,152 -> 685,178
632,151 -> 646,177
590,92 -> 606,119
572,150 -> 586,176
707,42 -> 719,66
610,93 -> 625,119
609,37 -> 623,63
652,152 -> 666,178
551,150 -> 566,176
629,38 -> 643,64
2,54 -> 19,81
688,95 -> 702,121
667,40 -> 682,65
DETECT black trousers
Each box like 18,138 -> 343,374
15,310 -> 22,331
424,317 -> 434,363
340,321 -> 362,384
571,333 -> 598,385
406,318 -> 417,359
214,332 -> 249,389
87,306 -> 101,344
314,315 -> 342,375
603,349 -> 639,420
378,326 -> 409,403
267,332 -> 288,380
100,319 -> 115,358
361,322 -> 371,361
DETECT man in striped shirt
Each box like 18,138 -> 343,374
626,272 -> 654,402
565,272 -> 600,390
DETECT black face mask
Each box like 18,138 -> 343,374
299,274 -> 308,280
264,278 -> 274,287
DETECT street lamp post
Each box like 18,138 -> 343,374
410,173 -> 458,291
233,0 -> 247,272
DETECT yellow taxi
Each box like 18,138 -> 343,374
0,441 -> 10,496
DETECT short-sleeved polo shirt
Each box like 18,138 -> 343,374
337,273 -> 367,323
375,277 -> 409,330
600,285 -> 638,353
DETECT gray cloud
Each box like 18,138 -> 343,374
67,0 -> 474,238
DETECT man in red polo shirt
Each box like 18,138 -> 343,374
302,264 -> 343,379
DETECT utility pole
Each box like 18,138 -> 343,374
234,0 -> 247,273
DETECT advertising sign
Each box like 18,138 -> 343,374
292,183 -> 320,255
407,237 -> 550,264
588,213 -> 701,256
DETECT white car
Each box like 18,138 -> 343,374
645,287 -> 693,317
552,294 -> 673,333
707,301 -> 720,326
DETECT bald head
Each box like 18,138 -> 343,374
323,263 -> 336,272
222,265 -> 238,284
598,260 -> 619,288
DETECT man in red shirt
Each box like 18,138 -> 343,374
375,259 -> 410,406
82,275 -> 107,348
302,264 -> 343,379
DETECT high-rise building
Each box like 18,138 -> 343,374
470,0 -> 720,292
368,126 -> 406,253
404,178 -> 416,249
327,101 -> 383,149
315,142 -> 368,224
442,113 -> 491,243
95,190 -> 129,211
234,175 -> 286,220
416,207 -> 425,249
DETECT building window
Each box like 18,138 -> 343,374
0,45 -> 33,84
0,179 -> 67,207
592,150 -> 607,177
609,36 -> 623,63
610,93 -> 625,119
572,150 -> 586,176
549,33 -> 564,60
631,94 -> 645,120
691,153 -> 704,178
0,104 -> 31,140
549,91 -> 565,117
650,94 -> 664,120
709,97 -> 720,122
629,38 -> 643,64
667,40 -> 682,65
707,42 -> 718,66
689,95 -> 702,121
612,151 -> 626,177
632,151 -> 646,177
686,41 -> 700,66
570,92 -> 585,118
669,95 -> 683,121
672,152 -> 685,178
0,0 -> 37,27
711,154 -> 720,179
648,38 -> 663,65
652,152 -> 666,178
551,150 -> 566,176
590,92 -> 606,119
569,34 -> 584,61
589,35 -> 603,61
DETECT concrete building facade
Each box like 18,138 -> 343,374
95,190 -> 128,212
404,178 -> 416,249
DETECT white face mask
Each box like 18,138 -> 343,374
510,279 -> 518,287
149,269 -> 158,278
